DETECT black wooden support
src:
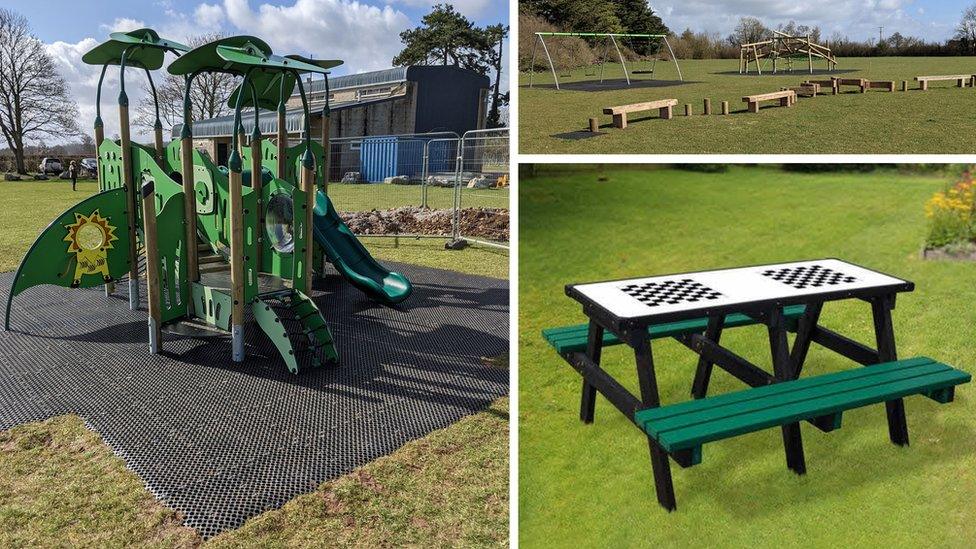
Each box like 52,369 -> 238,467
768,307 -> 807,475
810,326 -> 880,366
691,314 -> 725,399
871,295 -> 909,446
789,302 -> 823,377
677,332 -> 774,389
580,320 -> 604,423
633,337 -> 677,511
566,352 -> 642,420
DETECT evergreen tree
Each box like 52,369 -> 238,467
393,4 -> 484,71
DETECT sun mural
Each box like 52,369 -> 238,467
63,209 -> 119,286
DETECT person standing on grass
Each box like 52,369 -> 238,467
68,160 -> 77,191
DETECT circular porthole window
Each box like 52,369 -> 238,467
265,193 -> 294,253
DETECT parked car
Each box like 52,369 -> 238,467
80,158 -> 98,177
38,157 -> 62,175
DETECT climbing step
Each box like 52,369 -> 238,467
199,254 -> 223,265
252,290 -> 338,374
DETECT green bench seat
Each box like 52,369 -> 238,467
635,356 -> 970,463
542,304 -> 807,355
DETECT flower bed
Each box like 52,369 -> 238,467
924,169 -> 976,255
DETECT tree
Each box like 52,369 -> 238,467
778,21 -> 821,43
955,4 -> 976,54
393,4 -> 484,70
730,17 -> 768,46
481,24 -> 508,128
0,8 -> 79,174
134,33 -> 238,132
614,0 -> 669,55
520,0 -> 622,34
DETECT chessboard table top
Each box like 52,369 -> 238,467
566,259 -> 913,327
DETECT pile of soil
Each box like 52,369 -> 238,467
340,207 -> 509,242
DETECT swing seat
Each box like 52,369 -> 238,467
632,70 -> 654,75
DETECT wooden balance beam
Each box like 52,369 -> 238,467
915,75 -> 970,90
835,78 -> 867,93
866,80 -> 895,92
602,99 -> 678,129
742,90 -> 796,113
781,84 -> 818,98
805,79 -> 839,95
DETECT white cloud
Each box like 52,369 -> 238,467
387,0 -> 494,19
46,37 -> 161,143
194,3 -> 226,29
223,0 -> 412,73
648,0 -> 951,42
100,17 -> 148,34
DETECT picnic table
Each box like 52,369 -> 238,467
544,259 -> 970,510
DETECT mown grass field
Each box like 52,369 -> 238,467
0,179 -> 509,275
519,166 -> 976,547
329,182 -> 509,212
519,57 -> 976,153
0,178 -> 509,545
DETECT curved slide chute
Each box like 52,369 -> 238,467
312,190 -> 412,305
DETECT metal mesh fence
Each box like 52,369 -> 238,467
452,128 -> 510,249
325,129 -> 509,250
327,132 -> 458,214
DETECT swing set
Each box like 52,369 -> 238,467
528,32 -> 683,90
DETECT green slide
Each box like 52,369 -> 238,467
312,190 -> 412,305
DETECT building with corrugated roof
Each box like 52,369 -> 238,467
173,65 -> 490,167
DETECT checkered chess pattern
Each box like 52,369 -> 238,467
620,278 -> 724,308
761,264 -> 857,289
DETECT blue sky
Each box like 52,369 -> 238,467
651,0 -> 974,43
8,0 -> 508,140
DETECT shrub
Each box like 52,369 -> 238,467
675,164 -> 728,173
925,171 -> 976,248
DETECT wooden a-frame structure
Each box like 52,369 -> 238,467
739,30 -> 837,75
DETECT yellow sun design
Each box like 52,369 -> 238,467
64,210 -> 119,285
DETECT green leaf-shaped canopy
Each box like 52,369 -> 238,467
225,55 -> 343,110
167,36 -> 273,76
81,28 -> 190,69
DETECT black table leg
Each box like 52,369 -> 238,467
872,295 -> 910,446
633,337 -> 677,511
768,307 -> 807,475
580,320 -> 604,424
691,314 -> 725,399
789,302 -> 823,378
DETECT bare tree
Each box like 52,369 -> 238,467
134,33 -> 239,132
956,4 -> 976,54
730,17 -> 769,46
0,8 -> 79,174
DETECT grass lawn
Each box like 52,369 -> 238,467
329,181 -> 509,212
0,398 -> 508,547
519,57 -> 976,153
0,179 -> 508,274
519,166 -> 976,547
0,177 -> 509,545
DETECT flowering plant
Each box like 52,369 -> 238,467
925,169 -> 976,248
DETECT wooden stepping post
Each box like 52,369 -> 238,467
684,104 -> 692,116
589,117 -> 599,133
902,80 -> 908,92
703,98 -> 712,115
721,101 -> 729,115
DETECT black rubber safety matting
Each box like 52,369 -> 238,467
522,78 -> 698,92
0,262 -> 508,538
